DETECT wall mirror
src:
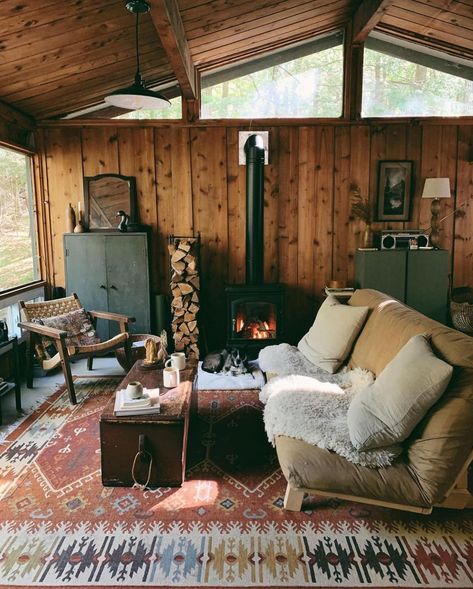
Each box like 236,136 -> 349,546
83,173 -> 137,231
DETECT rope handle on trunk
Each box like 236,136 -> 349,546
132,434 -> 153,490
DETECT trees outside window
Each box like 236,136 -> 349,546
0,146 -> 39,292
201,43 -> 344,119
362,48 -> 473,117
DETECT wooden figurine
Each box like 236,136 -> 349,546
144,338 -> 158,364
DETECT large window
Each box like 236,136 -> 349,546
362,37 -> 473,117
201,33 -> 344,119
0,146 -> 39,293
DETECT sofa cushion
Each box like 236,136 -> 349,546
298,295 -> 368,373
347,334 -> 453,450
275,435 -> 430,509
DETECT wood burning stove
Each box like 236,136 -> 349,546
225,134 -> 284,356
226,284 -> 284,353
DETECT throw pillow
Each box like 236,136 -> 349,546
347,334 -> 453,450
33,308 -> 100,358
297,295 -> 369,373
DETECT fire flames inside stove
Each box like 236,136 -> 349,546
233,301 -> 277,340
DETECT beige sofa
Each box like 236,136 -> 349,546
277,289 -> 473,514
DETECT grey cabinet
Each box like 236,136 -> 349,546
64,233 -> 150,340
355,249 -> 449,323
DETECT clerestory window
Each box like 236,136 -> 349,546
201,32 -> 344,119
362,34 -> 473,117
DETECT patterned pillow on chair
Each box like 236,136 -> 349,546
33,308 -> 101,359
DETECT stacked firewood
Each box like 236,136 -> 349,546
168,237 -> 200,359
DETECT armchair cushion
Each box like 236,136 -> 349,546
33,308 -> 100,359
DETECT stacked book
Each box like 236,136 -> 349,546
114,388 -> 160,416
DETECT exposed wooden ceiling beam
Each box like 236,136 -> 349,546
352,0 -> 393,45
0,99 -> 34,129
148,0 -> 196,99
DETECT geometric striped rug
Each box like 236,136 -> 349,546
0,378 -> 471,588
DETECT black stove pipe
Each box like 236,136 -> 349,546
244,134 -> 265,284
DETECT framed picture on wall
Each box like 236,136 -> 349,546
376,160 -> 413,221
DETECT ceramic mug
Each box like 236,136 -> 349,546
126,380 -> 143,399
163,366 -> 180,388
165,352 -> 186,370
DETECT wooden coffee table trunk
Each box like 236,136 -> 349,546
100,360 -> 197,487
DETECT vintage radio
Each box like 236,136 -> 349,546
380,230 -> 430,250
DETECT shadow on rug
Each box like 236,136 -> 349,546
0,377 -> 471,588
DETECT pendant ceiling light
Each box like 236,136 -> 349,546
104,0 -> 170,110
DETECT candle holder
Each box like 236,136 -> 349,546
73,207 -> 86,233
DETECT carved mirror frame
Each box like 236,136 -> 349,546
83,173 -> 138,231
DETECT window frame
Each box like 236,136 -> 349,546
199,31 -> 346,122
0,141 -> 43,297
360,32 -> 473,120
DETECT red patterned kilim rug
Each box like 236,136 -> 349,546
0,377 -> 472,588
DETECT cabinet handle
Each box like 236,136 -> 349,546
110,285 -> 117,290
100,285 -> 107,290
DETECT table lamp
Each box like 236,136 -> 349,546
421,177 -> 451,248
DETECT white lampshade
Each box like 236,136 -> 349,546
422,177 -> 451,199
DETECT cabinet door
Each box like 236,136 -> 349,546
105,235 -> 150,336
406,250 -> 449,323
355,250 -> 406,302
64,234 -> 109,340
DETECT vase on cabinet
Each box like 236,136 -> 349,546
66,203 -> 76,233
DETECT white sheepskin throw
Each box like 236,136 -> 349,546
259,343 -> 351,383
260,373 -> 403,468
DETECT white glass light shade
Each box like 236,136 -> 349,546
422,177 -> 451,199
104,84 -> 171,110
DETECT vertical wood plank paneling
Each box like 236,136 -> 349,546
405,124 -> 423,231
419,126 -> 443,234
226,127 -> 246,284
454,126 -> 473,287
81,127 -> 119,176
118,128 -> 158,291
438,126 -> 458,258
170,127 -> 194,236
155,128 -> 174,292
313,126 -> 335,296
191,127 -> 228,348
333,126 -> 351,285
263,126 -> 279,283
39,121 -> 473,347
349,125 -> 371,282
297,127 -> 317,327
278,126 -> 299,342
420,126 -> 458,260
44,127 -> 83,287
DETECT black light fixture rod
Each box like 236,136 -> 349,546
135,10 -> 140,76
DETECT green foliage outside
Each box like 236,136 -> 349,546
363,49 -> 473,117
0,147 -> 37,292
201,46 -> 344,118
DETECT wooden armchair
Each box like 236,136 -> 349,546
18,293 -> 135,405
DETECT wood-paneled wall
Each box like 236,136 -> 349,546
37,121 -> 473,347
